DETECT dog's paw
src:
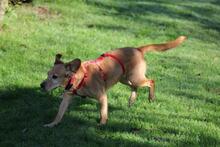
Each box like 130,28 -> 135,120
98,119 -> 107,126
148,95 -> 155,102
128,102 -> 133,107
43,122 -> 57,128
97,122 -> 106,128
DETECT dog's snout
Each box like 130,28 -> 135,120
40,82 -> 45,89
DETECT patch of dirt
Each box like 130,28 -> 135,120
34,6 -> 61,20
35,6 -> 49,15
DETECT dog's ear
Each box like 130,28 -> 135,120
65,58 -> 81,72
54,54 -> 64,64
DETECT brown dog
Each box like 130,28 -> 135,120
41,36 -> 186,127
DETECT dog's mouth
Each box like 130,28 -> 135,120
40,87 -> 48,92
40,82 -> 60,93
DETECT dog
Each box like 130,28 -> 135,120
41,36 -> 186,127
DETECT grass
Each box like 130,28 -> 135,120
0,0 -> 220,146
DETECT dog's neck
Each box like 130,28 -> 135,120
62,65 -> 86,91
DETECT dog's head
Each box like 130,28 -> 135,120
40,54 -> 81,91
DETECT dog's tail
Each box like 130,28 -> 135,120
137,36 -> 187,53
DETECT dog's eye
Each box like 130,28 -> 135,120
52,75 -> 58,79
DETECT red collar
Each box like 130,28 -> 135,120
65,53 -> 125,95
65,65 -> 87,95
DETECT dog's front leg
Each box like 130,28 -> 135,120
44,93 -> 72,128
98,93 -> 108,125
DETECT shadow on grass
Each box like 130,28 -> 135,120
86,0 -> 220,42
86,24 -> 127,32
0,86 -> 153,146
172,90 -> 220,105
148,54 -> 220,104
0,85 -> 202,146
0,81 -> 219,146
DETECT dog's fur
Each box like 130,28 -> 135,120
41,36 -> 186,127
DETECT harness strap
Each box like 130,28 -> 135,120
101,53 -> 125,74
85,57 -> 107,81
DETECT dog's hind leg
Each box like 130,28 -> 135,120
119,79 -> 138,107
128,86 -> 137,107
136,78 -> 155,102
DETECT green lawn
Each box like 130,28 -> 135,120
0,0 -> 220,146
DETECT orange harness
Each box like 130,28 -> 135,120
65,53 -> 125,95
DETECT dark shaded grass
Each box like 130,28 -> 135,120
1,84 -> 219,146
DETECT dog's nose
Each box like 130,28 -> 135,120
40,82 -> 45,89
